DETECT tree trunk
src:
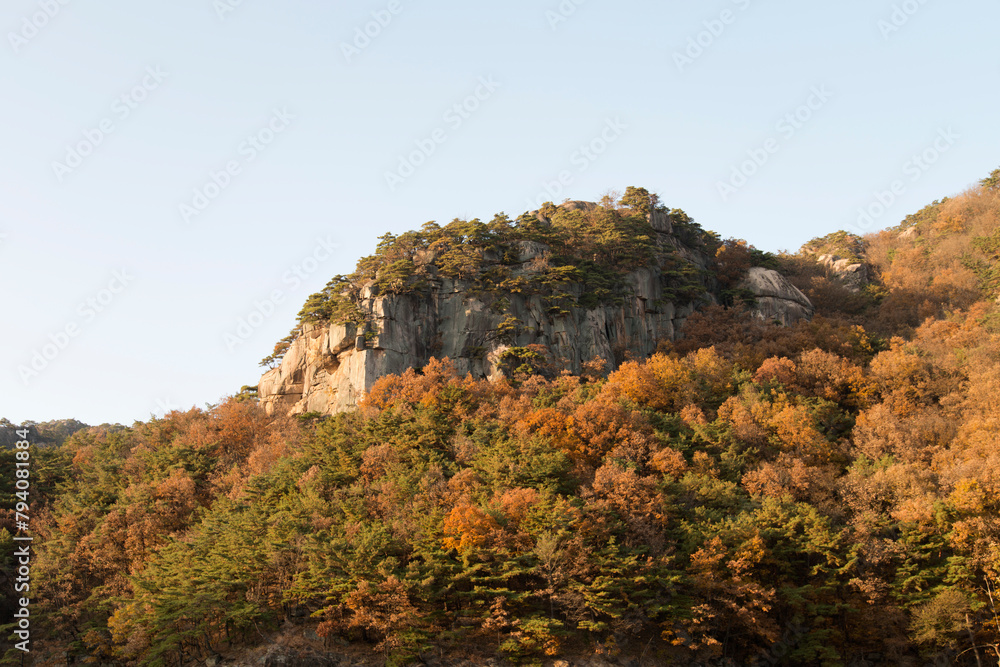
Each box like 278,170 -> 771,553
965,613 -> 983,667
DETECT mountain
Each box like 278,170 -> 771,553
256,192 -> 813,416
10,176 -> 1000,667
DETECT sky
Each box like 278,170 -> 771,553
1,0 -> 999,426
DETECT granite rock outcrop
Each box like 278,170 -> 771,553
258,205 -> 814,416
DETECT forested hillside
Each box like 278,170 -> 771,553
0,419 -> 89,450
4,174 -> 1000,666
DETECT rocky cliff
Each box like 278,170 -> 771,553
258,204 -> 814,416
797,230 -> 871,293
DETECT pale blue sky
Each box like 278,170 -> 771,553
2,0 -> 998,425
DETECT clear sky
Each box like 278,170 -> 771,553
2,0 -> 999,426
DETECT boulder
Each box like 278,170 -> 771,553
561,200 -> 598,213
740,267 -> 815,326
649,208 -> 673,234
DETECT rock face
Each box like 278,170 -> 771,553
259,264 -> 708,416
816,254 -> 870,292
257,206 -> 814,417
739,267 -> 815,326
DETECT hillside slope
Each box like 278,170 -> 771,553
10,175 -> 1000,667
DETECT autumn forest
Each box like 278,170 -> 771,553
5,173 -> 1000,666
